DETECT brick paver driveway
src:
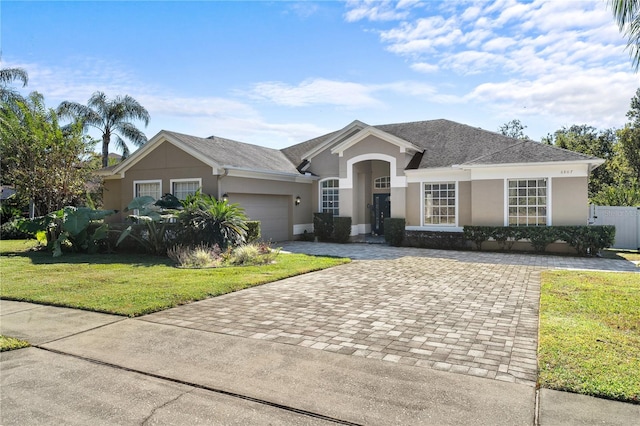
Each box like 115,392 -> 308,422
143,243 -> 637,387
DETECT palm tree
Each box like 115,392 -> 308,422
609,0 -> 640,71
57,91 -> 150,167
0,66 -> 29,103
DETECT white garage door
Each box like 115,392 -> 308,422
230,194 -> 290,242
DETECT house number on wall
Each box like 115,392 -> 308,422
560,170 -> 573,174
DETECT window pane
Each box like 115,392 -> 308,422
508,179 -> 547,227
424,182 -> 455,225
172,181 -> 199,200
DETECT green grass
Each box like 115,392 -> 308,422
539,270 -> 640,404
0,240 -> 349,317
0,335 -> 30,352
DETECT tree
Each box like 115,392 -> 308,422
498,119 -> 529,139
616,88 -> 640,183
0,65 -> 28,104
608,0 -> 640,71
0,92 -> 96,216
543,125 -> 618,197
57,91 -> 150,168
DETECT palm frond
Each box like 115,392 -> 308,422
114,135 -> 131,159
0,67 -> 28,87
114,121 -> 148,147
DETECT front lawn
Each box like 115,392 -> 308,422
538,270 -> 640,404
0,240 -> 349,317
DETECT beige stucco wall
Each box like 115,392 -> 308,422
551,176 -> 589,225
471,179 -> 504,226
309,149 -> 339,179
103,179 -> 123,222
104,141 -> 217,222
405,183 -> 421,226
458,181 -> 472,226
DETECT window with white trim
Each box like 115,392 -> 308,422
134,180 -> 161,200
320,179 -> 339,216
508,179 -> 547,226
374,176 -> 390,189
424,182 -> 456,225
171,179 -> 201,200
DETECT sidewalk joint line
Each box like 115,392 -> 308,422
35,345 -> 363,426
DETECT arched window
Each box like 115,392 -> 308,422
320,178 -> 339,216
374,176 -> 390,189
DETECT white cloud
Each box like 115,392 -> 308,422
467,69 -> 638,129
411,62 -> 439,73
344,0 -> 420,22
249,78 -> 382,108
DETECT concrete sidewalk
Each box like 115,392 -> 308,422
2,301 -> 638,425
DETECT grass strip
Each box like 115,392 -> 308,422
538,270 -> 640,404
0,335 -> 30,352
0,240 -> 349,317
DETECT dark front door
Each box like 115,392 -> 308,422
372,193 -> 391,235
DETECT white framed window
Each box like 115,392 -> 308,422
320,178 -> 339,216
374,176 -> 390,189
170,178 -> 201,200
507,178 -> 547,226
134,180 -> 162,200
424,182 -> 456,225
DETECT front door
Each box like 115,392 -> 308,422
372,193 -> 391,235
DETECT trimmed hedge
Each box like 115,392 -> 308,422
404,230 -> 468,250
313,212 -> 334,242
462,225 -> 615,256
384,218 -> 405,247
246,221 -> 261,243
333,217 -> 352,243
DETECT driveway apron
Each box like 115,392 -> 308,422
140,244 -> 585,386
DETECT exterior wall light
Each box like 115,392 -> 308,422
222,193 -> 229,202
295,195 -> 301,206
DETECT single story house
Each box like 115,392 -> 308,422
100,119 -> 604,241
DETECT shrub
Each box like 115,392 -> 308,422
462,225 -> 616,256
246,221 -> 261,243
1,219 -> 31,240
527,227 -> 558,253
167,244 -> 222,268
299,230 -> 314,242
463,226 -> 492,251
116,196 -> 178,255
178,191 -> 248,249
404,230 -> 468,250
558,226 -> 616,256
313,212 -> 334,242
333,217 -> 352,243
384,218 -> 405,247
228,242 -> 280,265
17,206 -> 115,257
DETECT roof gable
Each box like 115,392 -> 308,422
111,130 -> 300,177
330,126 -> 422,156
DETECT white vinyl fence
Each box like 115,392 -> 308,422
590,205 -> 640,250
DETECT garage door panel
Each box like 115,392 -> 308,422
231,194 -> 290,242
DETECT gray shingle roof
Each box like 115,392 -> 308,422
165,131 -> 300,175
285,119 -> 600,169
159,120 -> 600,176
462,138 -> 597,165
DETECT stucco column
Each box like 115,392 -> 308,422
390,186 -> 406,218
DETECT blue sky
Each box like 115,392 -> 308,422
2,0 -> 639,150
